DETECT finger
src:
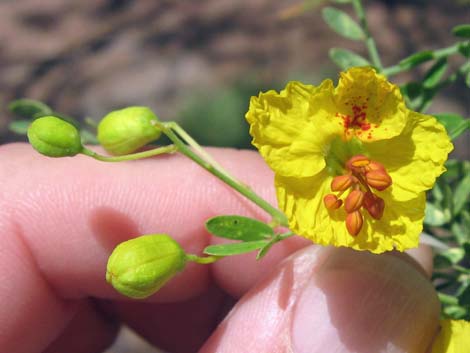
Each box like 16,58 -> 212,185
0,143 -> 303,352
1,143 -> 303,302
201,246 -> 440,353
112,284 -> 235,353
43,300 -> 119,353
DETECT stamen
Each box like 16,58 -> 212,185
365,170 -> 392,191
346,211 -> 363,236
365,161 -> 386,173
325,154 -> 391,236
324,194 -> 343,210
364,192 -> 385,219
346,155 -> 370,169
345,189 -> 365,213
331,174 -> 353,192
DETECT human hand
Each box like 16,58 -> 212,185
0,143 -> 439,353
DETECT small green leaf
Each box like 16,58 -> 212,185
434,254 -> 452,269
332,0 -> 352,3
8,119 -> 31,135
454,175 -> 470,215
466,71 -> 470,88
442,305 -> 467,320
443,159 -> 461,181
452,24 -> 470,38
205,215 -> 274,241
401,82 -> 422,100
399,51 -> 434,70
432,180 -> 444,202
452,223 -> 468,245
459,42 -> 470,58
439,248 -> 465,267
423,58 -> 448,88
464,161 -> 470,176
434,113 -> 470,140
438,292 -> 459,305
442,183 -> 454,217
8,99 -> 53,119
400,82 -> 423,110
461,211 -> 470,238
322,7 -> 365,41
424,202 -> 449,226
203,241 -> 268,256
329,48 -> 370,70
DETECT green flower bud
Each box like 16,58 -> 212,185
27,116 -> 83,157
97,106 -> 162,156
106,234 -> 186,299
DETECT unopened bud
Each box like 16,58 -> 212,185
366,170 -> 392,191
324,194 -> 343,210
364,192 -> 385,219
344,189 -> 365,213
346,155 -> 370,169
331,174 -> 353,192
97,106 -> 162,156
106,234 -> 186,299
27,116 -> 83,157
346,210 -> 363,236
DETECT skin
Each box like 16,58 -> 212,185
0,143 -> 440,353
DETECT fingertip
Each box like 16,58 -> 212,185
202,246 -> 440,353
211,236 -> 310,298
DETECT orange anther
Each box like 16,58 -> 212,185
346,210 -> 363,236
331,174 -> 353,192
363,192 -> 385,219
365,170 -> 392,191
345,189 -> 365,213
366,161 -> 386,173
346,155 -> 370,169
324,194 -> 343,210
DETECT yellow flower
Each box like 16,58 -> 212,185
432,320 -> 470,353
246,67 -> 452,253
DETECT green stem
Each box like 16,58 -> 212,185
157,122 -> 289,227
166,122 -> 239,182
417,60 -> 470,112
382,43 -> 463,77
351,0 -> 383,70
186,254 -> 221,264
81,144 -> 178,162
278,231 -> 295,241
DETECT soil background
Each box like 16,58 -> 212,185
0,1 -> 469,352
1,0 -> 469,155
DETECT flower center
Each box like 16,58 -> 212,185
323,154 -> 392,236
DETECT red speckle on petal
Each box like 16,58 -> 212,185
342,104 -> 371,131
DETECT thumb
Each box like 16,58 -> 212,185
200,246 -> 440,353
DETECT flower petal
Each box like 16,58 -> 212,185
432,320 -> 470,353
367,112 -> 453,201
334,67 -> 408,142
246,80 -> 337,178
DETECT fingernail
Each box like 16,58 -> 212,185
291,248 -> 440,353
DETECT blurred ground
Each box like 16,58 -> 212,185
0,0 -> 469,155
0,1 -> 469,352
